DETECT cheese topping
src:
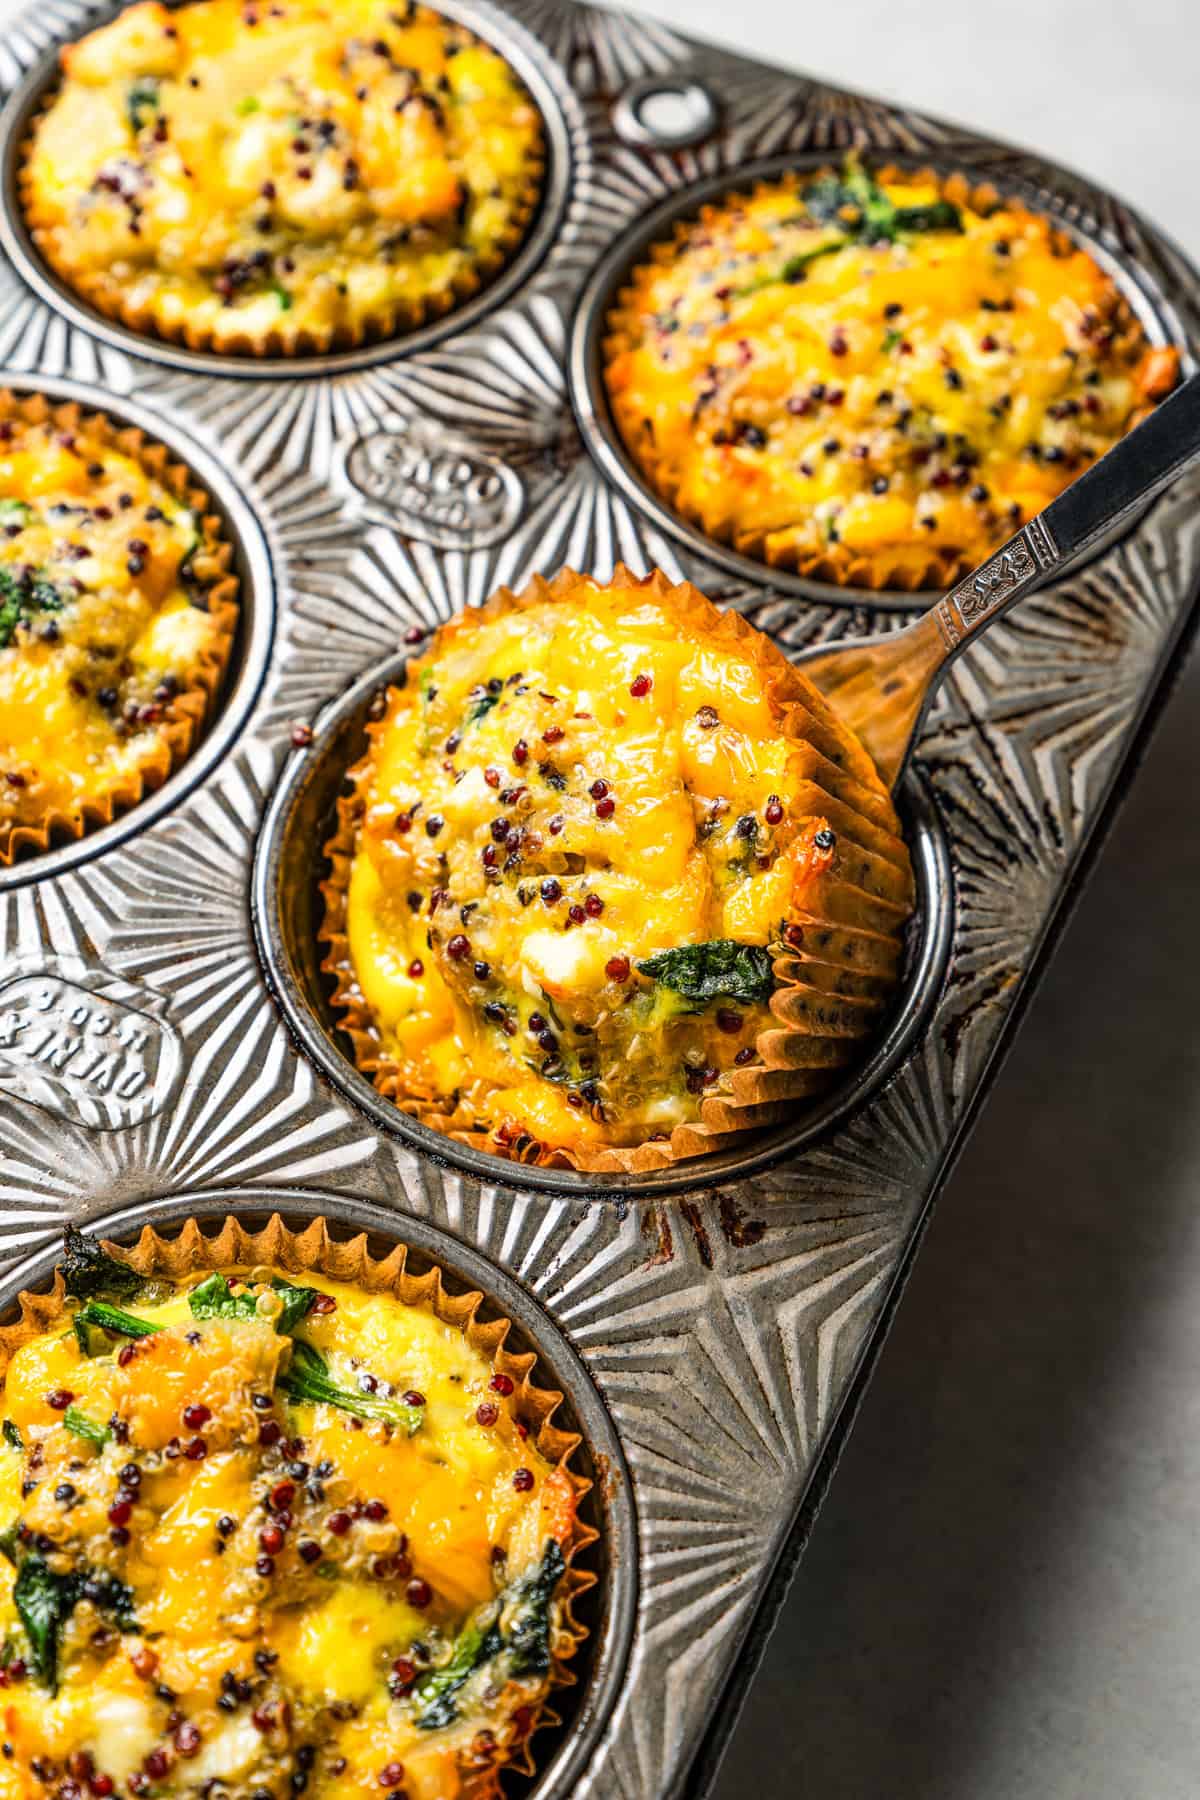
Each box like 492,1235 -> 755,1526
604,161 -> 1179,587
335,579 -> 850,1157
0,407 -> 233,845
0,1244 -> 576,1799
24,0 -> 543,352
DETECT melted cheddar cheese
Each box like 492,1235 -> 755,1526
0,1250 -> 576,1799
604,162 -> 1179,588
24,0 -> 543,353
0,406 -> 233,852
331,577 -> 857,1160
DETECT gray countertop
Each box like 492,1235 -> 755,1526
604,1 -> 1200,1793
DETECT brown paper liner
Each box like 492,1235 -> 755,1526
603,165 -> 1172,593
318,565 -> 914,1174
0,390 -> 238,865
18,35 -> 544,359
0,1213 -> 594,1798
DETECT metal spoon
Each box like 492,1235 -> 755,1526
799,371 -> 1200,788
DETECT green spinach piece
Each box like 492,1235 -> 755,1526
736,236 -> 847,295
804,161 -> 962,244
278,1339 -> 423,1436
13,1557 -> 71,1690
0,566 -> 66,651
1,1421 -> 21,1454
13,1555 -> 137,1692
0,500 -> 32,531
62,1226 -> 144,1302
464,683 -> 502,726
63,1407 -> 109,1450
188,1272 -> 318,1335
414,1539 -> 566,1730
71,1300 -> 162,1355
126,77 -> 161,135
636,940 -> 775,1006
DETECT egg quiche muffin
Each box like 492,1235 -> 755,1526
0,391 -> 237,865
604,160 -> 1180,590
321,567 -> 914,1174
0,1218 -> 588,1799
21,0 -> 545,356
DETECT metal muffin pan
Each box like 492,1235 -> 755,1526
0,1187 -> 637,1798
567,145 -> 1190,612
251,641 -> 953,1200
0,1 -> 1198,1796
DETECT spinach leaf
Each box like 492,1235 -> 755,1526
126,78 -> 161,135
414,1539 -> 566,1730
188,1272 -> 318,1334
464,682 -> 502,726
0,566 -> 66,651
77,1567 -> 138,1635
62,1226 -> 143,1302
636,940 -> 775,1006
412,1613 -> 503,1730
278,1340 -> 423,1436
63,1407 -> 109,1450
892,199 -> 964,234
13,1556 -> 71,1691
0,500 -> 31,531
804,162 -> 961,244
2,1422 -> 21,1454
505,1537 -> 565,1677
13,1555 -> 138,1692
72,1300 -> 162,1354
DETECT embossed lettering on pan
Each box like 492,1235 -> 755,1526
0,963 -> 182,1129
341,415 -> 525,551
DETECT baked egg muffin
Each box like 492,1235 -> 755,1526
321,567 -> 914,1174
0,1220 -> 587,1799
21,0 -> 545,355
0,390 -> 237,864
603,160 -> 1180,589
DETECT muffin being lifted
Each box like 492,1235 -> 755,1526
321,568 -> 914,1173
21,0 -> 545,355
603,160 -> 1179,590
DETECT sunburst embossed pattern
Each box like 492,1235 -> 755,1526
0,3 -> 1198,1797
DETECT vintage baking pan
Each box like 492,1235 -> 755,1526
0,1 -> 1198,1795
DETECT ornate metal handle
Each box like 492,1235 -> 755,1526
933,368 -> 1200,658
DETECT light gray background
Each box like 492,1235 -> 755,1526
593,0 -> 1200,1794
1,0 -> 1196,1793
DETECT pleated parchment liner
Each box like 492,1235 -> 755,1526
603,164 -> 1166,593
17,32 -> 545,358
0,389 -> 239,865
0,1213 -> 595,1797
319,565 -> 915,1176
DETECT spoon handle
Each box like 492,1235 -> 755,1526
932,369 -> 1200,660
803,370 -> 1200,789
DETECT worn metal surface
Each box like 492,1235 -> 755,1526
0,3 -> 1198,1797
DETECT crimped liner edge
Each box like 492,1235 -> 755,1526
0,388 -> 238,865
317,565 -> 913,1173
0,1212 -> 595,1797
602,163 -> 1163,593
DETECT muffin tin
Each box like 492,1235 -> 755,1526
0,1 -> 1198,1795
